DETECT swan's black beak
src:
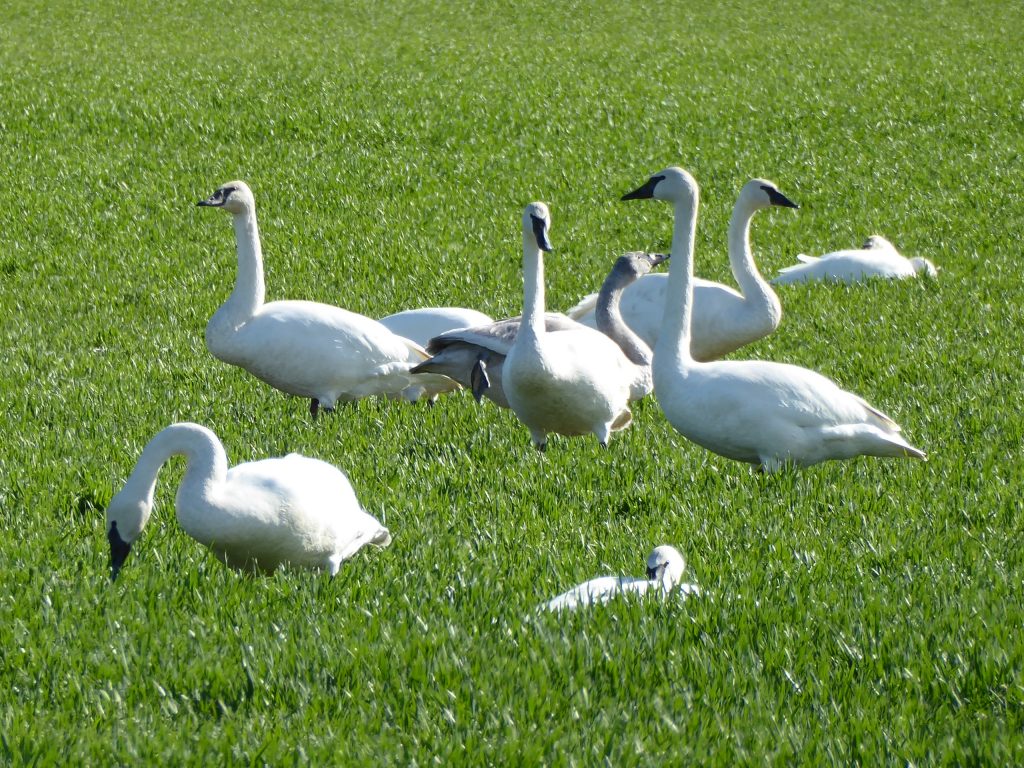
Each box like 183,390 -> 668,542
197,186 -> 231,207
648,252 -> 671,268
763,186 -> 799,209
622,175 -> 664,201
646,566 -> 658,580
108,521 -> 132,582
530,214 -> 553,252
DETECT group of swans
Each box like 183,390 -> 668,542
619,166 -> 926,471
569,178 -> 796,356
104,171 -> 929,582
414,245 -> 666,412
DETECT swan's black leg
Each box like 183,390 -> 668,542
310,398 -> 320,419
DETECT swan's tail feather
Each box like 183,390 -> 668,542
853,396 -> 902,432
796,253 -> 818,264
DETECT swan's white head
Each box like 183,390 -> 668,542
105,487 -> 154,581
197,180 -> 255,215
740,178 -> 799,210
645,544 -> 686,590
911,257 -> 939,277
621,166 -> 699,205
523,201 -> 553,252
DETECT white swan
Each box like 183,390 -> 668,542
568,178 -> 798,358
105,422 -> 391,579
198,181 -> 436,417
378,307 -> 495,346
622,167 -> 927,472
501,202 -> 642,449
543,545 -> 700,612
412,252 -> 666,408
771,235 -> 938,284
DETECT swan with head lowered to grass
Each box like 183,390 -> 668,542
197,181 -> 443,417
771,235 -> 938,285
621,167 -> 927,472
411,251 -> 667,408
568,178 -> 797,358
501,202 -> 640,449
105,422 -> 391,579
542,545 -> 700,612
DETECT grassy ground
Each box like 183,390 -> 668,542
1,0 -> 1023,762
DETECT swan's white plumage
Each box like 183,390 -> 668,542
503,202 -> 638,448
543,545 -> 699,612
568,178 -> 797,359
198,181 -> 436,412
623,167 -> 926,471
105,422 -> 390,577
771,235 -> 938,284
378,307 -> 495,347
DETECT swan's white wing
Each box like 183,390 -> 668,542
379,308 -> 494,348
544,576 -> 650,611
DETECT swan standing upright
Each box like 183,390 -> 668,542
105,422 -> 391,579
198,181 -> 437,417
568,178 -> 798,358
411,251 -> 667,408
621,167 -> 926,471
772,235 -> 938,284
502,202 -> 638,449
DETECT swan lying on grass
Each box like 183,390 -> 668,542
771,235 -> 938,284
622,166 -> 927,472
197,181 -> 439,417
543,545 -> 700,612
413,251 -> 667,408
106,422 -> 391,579
500,202 -> 644,449
569,178 -> 797,358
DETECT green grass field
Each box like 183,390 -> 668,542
1,0 -> 1023,762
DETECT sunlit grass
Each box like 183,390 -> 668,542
1,0 -> 1022,762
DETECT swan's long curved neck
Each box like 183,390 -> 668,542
596,268 -> 651,366
727,200 -> 779,315
218,208 -> 266,327
519,240 -> 546,345
656,194 -> 699,367
119,424 -> 228,520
